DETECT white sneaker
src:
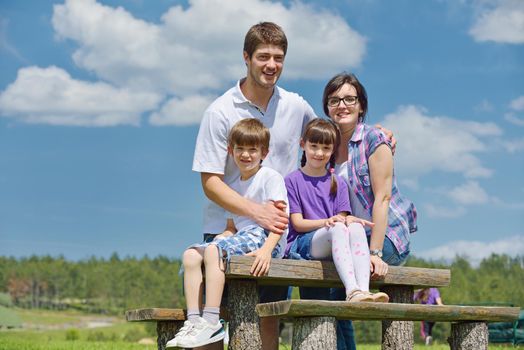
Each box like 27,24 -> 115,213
175,317 -> 225,348
165,320 -> 197,348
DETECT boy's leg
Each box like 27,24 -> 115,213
183,248 -> 205,312
203,244 -> 225,309
195,235 -> 224,350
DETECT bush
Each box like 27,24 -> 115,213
65,329 -> 79,341
0,293 -> 13,307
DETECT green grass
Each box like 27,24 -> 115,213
16,308 -> 86,326
0,306 -> 22,328
0,308 -> 519,349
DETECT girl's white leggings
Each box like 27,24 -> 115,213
310,222 -> 370,294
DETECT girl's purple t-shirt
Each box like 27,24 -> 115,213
284,169 -> 351,255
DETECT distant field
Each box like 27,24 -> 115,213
0,308 -> 519,349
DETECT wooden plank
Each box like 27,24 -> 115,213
226,256 -> 450,288
256,300 -> 520,323
126,308 -> 186,322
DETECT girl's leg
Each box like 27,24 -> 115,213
310,222 -> 359,294
202,245 -> 225,325
183,248 -> 205,321
346,223 -> 371,292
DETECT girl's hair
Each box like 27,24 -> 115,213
322,72 -> 368,123
300,118 -> 341,195
228,118 -> 270,152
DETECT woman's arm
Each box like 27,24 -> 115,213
290,212 -> 347,233
368,144 -> 394,277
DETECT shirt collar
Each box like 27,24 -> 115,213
231,78 -> 281,105
350,123 -> 365,143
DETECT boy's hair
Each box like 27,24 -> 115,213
300,118 -> 341,195
228,118 -> 270,152
243,22 -> 288,58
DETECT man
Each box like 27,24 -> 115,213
192,22 -> 316,350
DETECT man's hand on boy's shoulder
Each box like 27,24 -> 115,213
251,201 -> 288,235
374,124 -> 397,154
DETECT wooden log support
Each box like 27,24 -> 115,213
380,285 -> 414,350
227,280 -> 262,350
292,316 -> 336,350
157,321 -> 183,350
449,322 -> 488,350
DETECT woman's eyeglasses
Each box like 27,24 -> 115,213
327,96 -> 358,107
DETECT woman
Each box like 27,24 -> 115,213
324,72 -> 418,349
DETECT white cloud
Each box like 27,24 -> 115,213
149,95 -> 216,126
425,204 -> 467,218
510,95 -> 524,111
0,66 -> 160,126
51,0 -> 365,94
491,197 -> 524,210
500,137 -> 524,153
469,0 -> 524,44
504,113 -> 524,126
380,105 -> 501,180
446,181 -> 490,205
417,235 -> 524,266
474,99 -> 494,113
1,0 -> 366,127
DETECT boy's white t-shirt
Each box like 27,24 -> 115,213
227,166 -> 288,257
192,80 -> 317,234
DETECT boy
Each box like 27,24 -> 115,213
168,119 -> 288,348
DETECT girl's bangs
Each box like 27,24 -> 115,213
305,126 -> 336,145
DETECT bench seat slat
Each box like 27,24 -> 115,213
256,300 -> 520,323
126,308 -> 186,322
227,256 -> 450,288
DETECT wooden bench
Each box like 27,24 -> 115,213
256,300 -> 520,350
126,255 -> 451,349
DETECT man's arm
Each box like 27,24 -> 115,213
201,173 -> 288,234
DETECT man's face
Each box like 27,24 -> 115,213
244,44 -> 285,89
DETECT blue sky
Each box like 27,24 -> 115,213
1,0 -> 523,265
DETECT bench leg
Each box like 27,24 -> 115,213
380,285 -> 414,350
448,322 -> 488,350
292,316 -> 336,350
227,280 -> 262,350
156,321 -> 184,350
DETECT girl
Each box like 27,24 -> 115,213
285,118 -> 389,302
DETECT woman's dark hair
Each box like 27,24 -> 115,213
322,72 -> 368,123
300,118 -> 341,195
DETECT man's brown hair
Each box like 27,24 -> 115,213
243,22 -> 288,58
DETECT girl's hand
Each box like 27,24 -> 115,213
370,255 -> 388,278
345,215 -> 374,228
246,248 -> 272,277
325,215 -> 346,227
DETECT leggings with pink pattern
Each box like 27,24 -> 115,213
310,222 -> 370,294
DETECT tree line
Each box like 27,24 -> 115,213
0,253 -> 522,314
